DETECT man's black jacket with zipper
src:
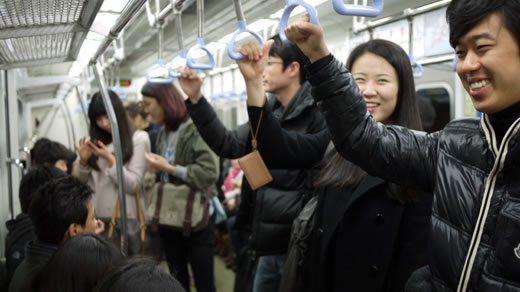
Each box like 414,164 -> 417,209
186,82 -> 329,256
306,54 -> 520,291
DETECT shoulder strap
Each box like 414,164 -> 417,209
108,198 -> 120,240
135,186 -> 146,255
182,188 -> 197,237
152,183 -> 165,232
248,109 -> 264,150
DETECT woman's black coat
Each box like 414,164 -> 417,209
308,177 -> 432,292
248,106 -> 433,291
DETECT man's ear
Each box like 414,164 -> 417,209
289,61 -> 301,78
65,223 -> 80,240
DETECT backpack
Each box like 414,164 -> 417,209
278,195 -> 318,292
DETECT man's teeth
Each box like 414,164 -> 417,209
366,103 -> 378,108
470,80 -> 489,90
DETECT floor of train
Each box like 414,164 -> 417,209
160,255 -> 236,292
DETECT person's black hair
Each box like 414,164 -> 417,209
446,0 -> 520,49
32,138 -> 75,167
315,39 -> 423,203
94,258 -> 186,292
88,90 -> 135,171
29,176 -> 94,244
30,138 -> 51,164
19,165 -> 67,213
33,233 -> 122,292
268,34 -> 309,84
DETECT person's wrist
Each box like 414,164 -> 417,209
167,164 -> 176,175
308,46 -> 330,63
189,92 -> 203,104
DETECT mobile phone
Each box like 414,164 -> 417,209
89,138 -> 101,147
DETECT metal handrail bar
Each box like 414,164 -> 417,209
353,0 -> 451,34
91,62 -> 129,256
90,0 -> 148,65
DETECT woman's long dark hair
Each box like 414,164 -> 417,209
33,233 -> 122,292
140,82 -> 189,132
88,90 -> 135,170
315,39 -> 423,203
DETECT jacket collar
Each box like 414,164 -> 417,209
269,81 -> 313,122
24,240 -> 57,264
481,113 -> 520,164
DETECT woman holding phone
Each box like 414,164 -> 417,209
74,90 -> 150,253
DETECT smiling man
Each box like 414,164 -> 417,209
274,0 -> 520,291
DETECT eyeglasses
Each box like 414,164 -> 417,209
267,61 -> 284,66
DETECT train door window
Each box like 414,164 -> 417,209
416,83 -> 452,133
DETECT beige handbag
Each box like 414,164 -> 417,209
147,183 -> 210,237
107,187 -> 162,259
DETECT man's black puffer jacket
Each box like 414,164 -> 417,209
306,55 -> 520,291
187,82 -> 329,256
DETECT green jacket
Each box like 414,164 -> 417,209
156,119 -> 218,192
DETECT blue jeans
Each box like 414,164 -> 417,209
252,254 -> 287,292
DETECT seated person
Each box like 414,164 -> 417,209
5,166 -> 66,285
33,233 -> 122,292
31,138 -> 76,174
9,176 -> 102,292
94,258 -> 185,292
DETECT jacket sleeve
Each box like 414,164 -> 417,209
106,131 -> 150,194
186,97 -> 250,159
247,105 -> 330,169
307,55 -> 439,191
181,133 -> 219,190
75,160 -> 91,183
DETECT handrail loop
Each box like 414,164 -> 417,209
332,0 -> 384,17
186,0 -> 215,70
278,0 -> 319,44
410,55 -> 424,78
147,0 -> 175,84
168,0 -> 187,78
227,0 -> 265,60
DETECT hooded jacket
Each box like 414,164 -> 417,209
306,55 -> 520,291
186,82 -> 328,255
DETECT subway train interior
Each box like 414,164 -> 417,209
0,0 -> 483,291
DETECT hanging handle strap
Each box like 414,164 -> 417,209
227,0 -> 265,60
332,0 -> 384,17
249,109 -> 264,150
279,0 -> 319,44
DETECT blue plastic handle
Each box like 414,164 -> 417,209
110,83 -> 128,99
227,20 -> 265,60
279,0 -> 319,44
186,38 -> 215,70
410,55 -> 424,79
168,50 -> 186,78
147,59 -> 175,84
332,0 -> 383,17
452,55 -> 457,72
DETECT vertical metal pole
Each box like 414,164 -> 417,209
91,62 -> 128,256
75,87 -> 90,127
3,72 -> 14,220
60,99 -> 76,149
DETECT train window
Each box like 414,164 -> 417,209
416,83 -> 452,133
